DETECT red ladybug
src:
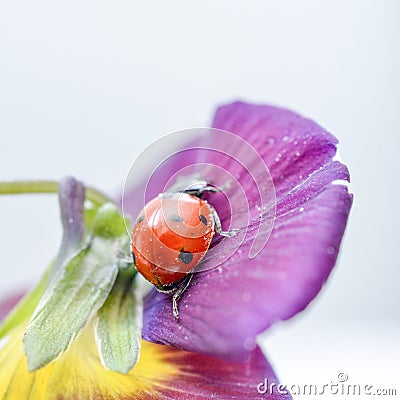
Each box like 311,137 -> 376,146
131,181 -> 238,319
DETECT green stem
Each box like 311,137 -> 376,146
0,180 -> 116,207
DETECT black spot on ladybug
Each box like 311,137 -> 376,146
199,214 -> 208,226
137,215 -> 144,223
179,250 -> 193,264
169,214 -> 183,222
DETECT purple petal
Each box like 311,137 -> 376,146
151,345 -> 292,400
139,101 -> 352,360
212,102 -> 339,199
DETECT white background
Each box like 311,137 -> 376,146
0,1 -> 398,397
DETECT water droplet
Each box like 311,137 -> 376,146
84,200 -> 95,209
68,218 -> 74,224
295,151 -> 300,157
282,135 -> 289,142
327,246 -> 335,255
299,207 -> 304,212
268,138 -> 275,145
242,292 -> 252,302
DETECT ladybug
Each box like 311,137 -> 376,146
131,181 -> 238,319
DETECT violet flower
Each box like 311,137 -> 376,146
0,101 -> 352,400
126,101 -> 353,360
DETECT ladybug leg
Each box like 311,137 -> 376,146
116,251 -> 135,266
210,205 -> 239,237
172,273 -> 193,319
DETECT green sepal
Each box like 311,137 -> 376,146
96,269 -> 143,374
23,203 -> 131,372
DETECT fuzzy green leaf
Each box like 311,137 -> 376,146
96,270 -> 143,374
23,203 -> 130,372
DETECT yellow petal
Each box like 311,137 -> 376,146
0,311 -> 284,400
0,321 -> 177,400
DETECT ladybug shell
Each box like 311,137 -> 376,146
131,192 -> 215,289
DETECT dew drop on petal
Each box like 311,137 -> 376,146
268,138 -> 275,145
327,246 -> 335,255
242,292 -> 252,302
299,207 -> 304,212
